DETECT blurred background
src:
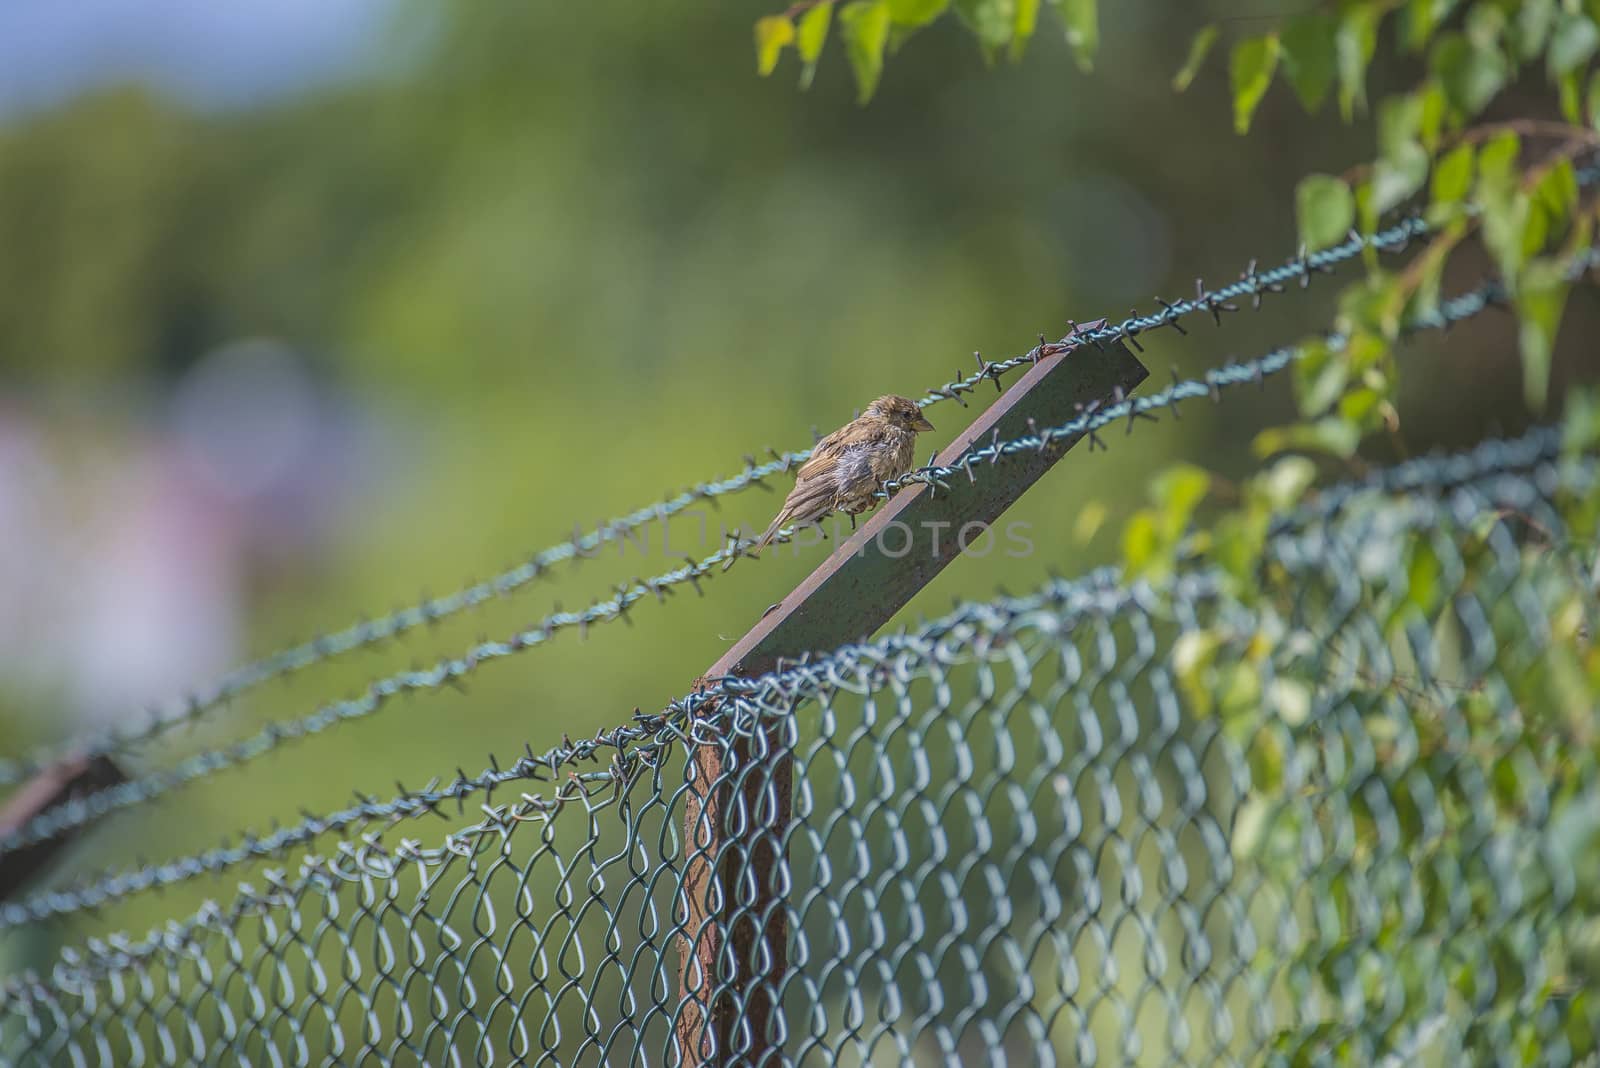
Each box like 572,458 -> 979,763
0,0 -> 1594,965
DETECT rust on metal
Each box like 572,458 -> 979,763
675,324 -> 1147,1065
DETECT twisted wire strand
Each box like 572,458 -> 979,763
878,255 -> 1596,496
723,253 -> 1596,568
1276,424 -> 1567,531
0,216 -> 1440,789
0,705 -> 708,932
0,263 -> 1559,863
13,151 -> 1600,786
0,566 -> 1181,982
4,440 -> 1591,986
911,152 -> 1599,411
883,278 -> 1542,489
0,422 -> 1578,928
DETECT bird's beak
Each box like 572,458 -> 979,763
913,414 -> 936,433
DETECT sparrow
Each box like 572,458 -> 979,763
750,394 -> 935,552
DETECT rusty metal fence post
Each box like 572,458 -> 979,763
0,753 -> 126,903
675,326 -> 1147,1066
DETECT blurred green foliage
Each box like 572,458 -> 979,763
1,0 -> 1598,1021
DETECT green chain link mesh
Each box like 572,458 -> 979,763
2,440 -> 1597,1066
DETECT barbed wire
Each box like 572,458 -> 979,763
1276,424 -> 1566,531
917,214 -> 1428,406
722,254 -> 1595,567
0,704 -> 707,932
0,261 -> 1537,863
0,424 -> 1581,929
2,563 -> 1188,988
5,467 -> 1594,1066
10,152 -> 1600,797
6,438 -> 1593,993
0,214 -> 1444,790
880,250 -> 1598,496
916,151 -> 1600,410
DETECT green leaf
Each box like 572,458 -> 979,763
1523,194 -> 1551,258
798,2 -> 834,89
1534,158 -> 1579,225
1405,538 -> 1443,617
1590,69 -> 1600,129
1151,464 -> 1211,541
1269,678 -> 1312,727
1293,338 -> 1349,416
1336,8 -> 1379,120
1338,385 -> 1386,429
1121,509 -> 1161,576
1286,340 -> 1350,415
888,0 -> 949,27
1338,274 -> 1406,339
1407,228 -> 1451,317
1355,179 -> 1379,263
1054,0 -> 1097,72
1430,142 -> 1475,207
954,0 -> 1013,60
1404,0 -> 1458,52
840,0 -> 892,102
1372,93 -> 1429,215
1213,508 -> 1271,586
1253,417 -> 1363,460
1173,25 -> 1219,92
1377,92 -> 1424,158
1561,67 -> 1585,123
1563,386 -> 1600,456
1517,259 -> 1573,412
1343,330 -> 1389,375
1482,188 -> 1532,287
1252,455 -> 1319,511
1372,140 -> 1430,214
1431,32 -> 1508,117
1417,80 -> 1448,149
1231,795 -> 1272,859
1279,12 -> 1336,111
1573,988 -> 1600,1059
1230,35 -> 1280,135
1549,13 -> 1600,78
1010,0 -> 1039,59
1173,629 -> 1225,717
1072,499 -> 1107,544
1476,133 -> 1526,286
1295,174 -> 1355,253
756,15 -> 797,76
1477,130 -> 1521,189
1464,3 -> 1505,47
1512,0 -> 1557,60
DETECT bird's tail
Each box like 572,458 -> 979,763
721,511 -> 788,572
730,480 -> 832,571
752,512 -> 787,551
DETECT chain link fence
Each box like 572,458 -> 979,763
1,428 -> 1597,1065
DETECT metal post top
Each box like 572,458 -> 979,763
707,325 -> 1146,683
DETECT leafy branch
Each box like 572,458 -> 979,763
754,0 -> 1099,103
743,1 -> 1600,1055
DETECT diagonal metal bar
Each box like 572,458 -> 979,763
0,753 -> 126,903
674,322 -> 1147,1066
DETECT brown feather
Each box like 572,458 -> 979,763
743,394 -> 935,561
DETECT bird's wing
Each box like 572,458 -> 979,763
755,472 -> 837,549
797,421 -> 902,481
782,476 -> 837,525
794,426 -> 851,481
